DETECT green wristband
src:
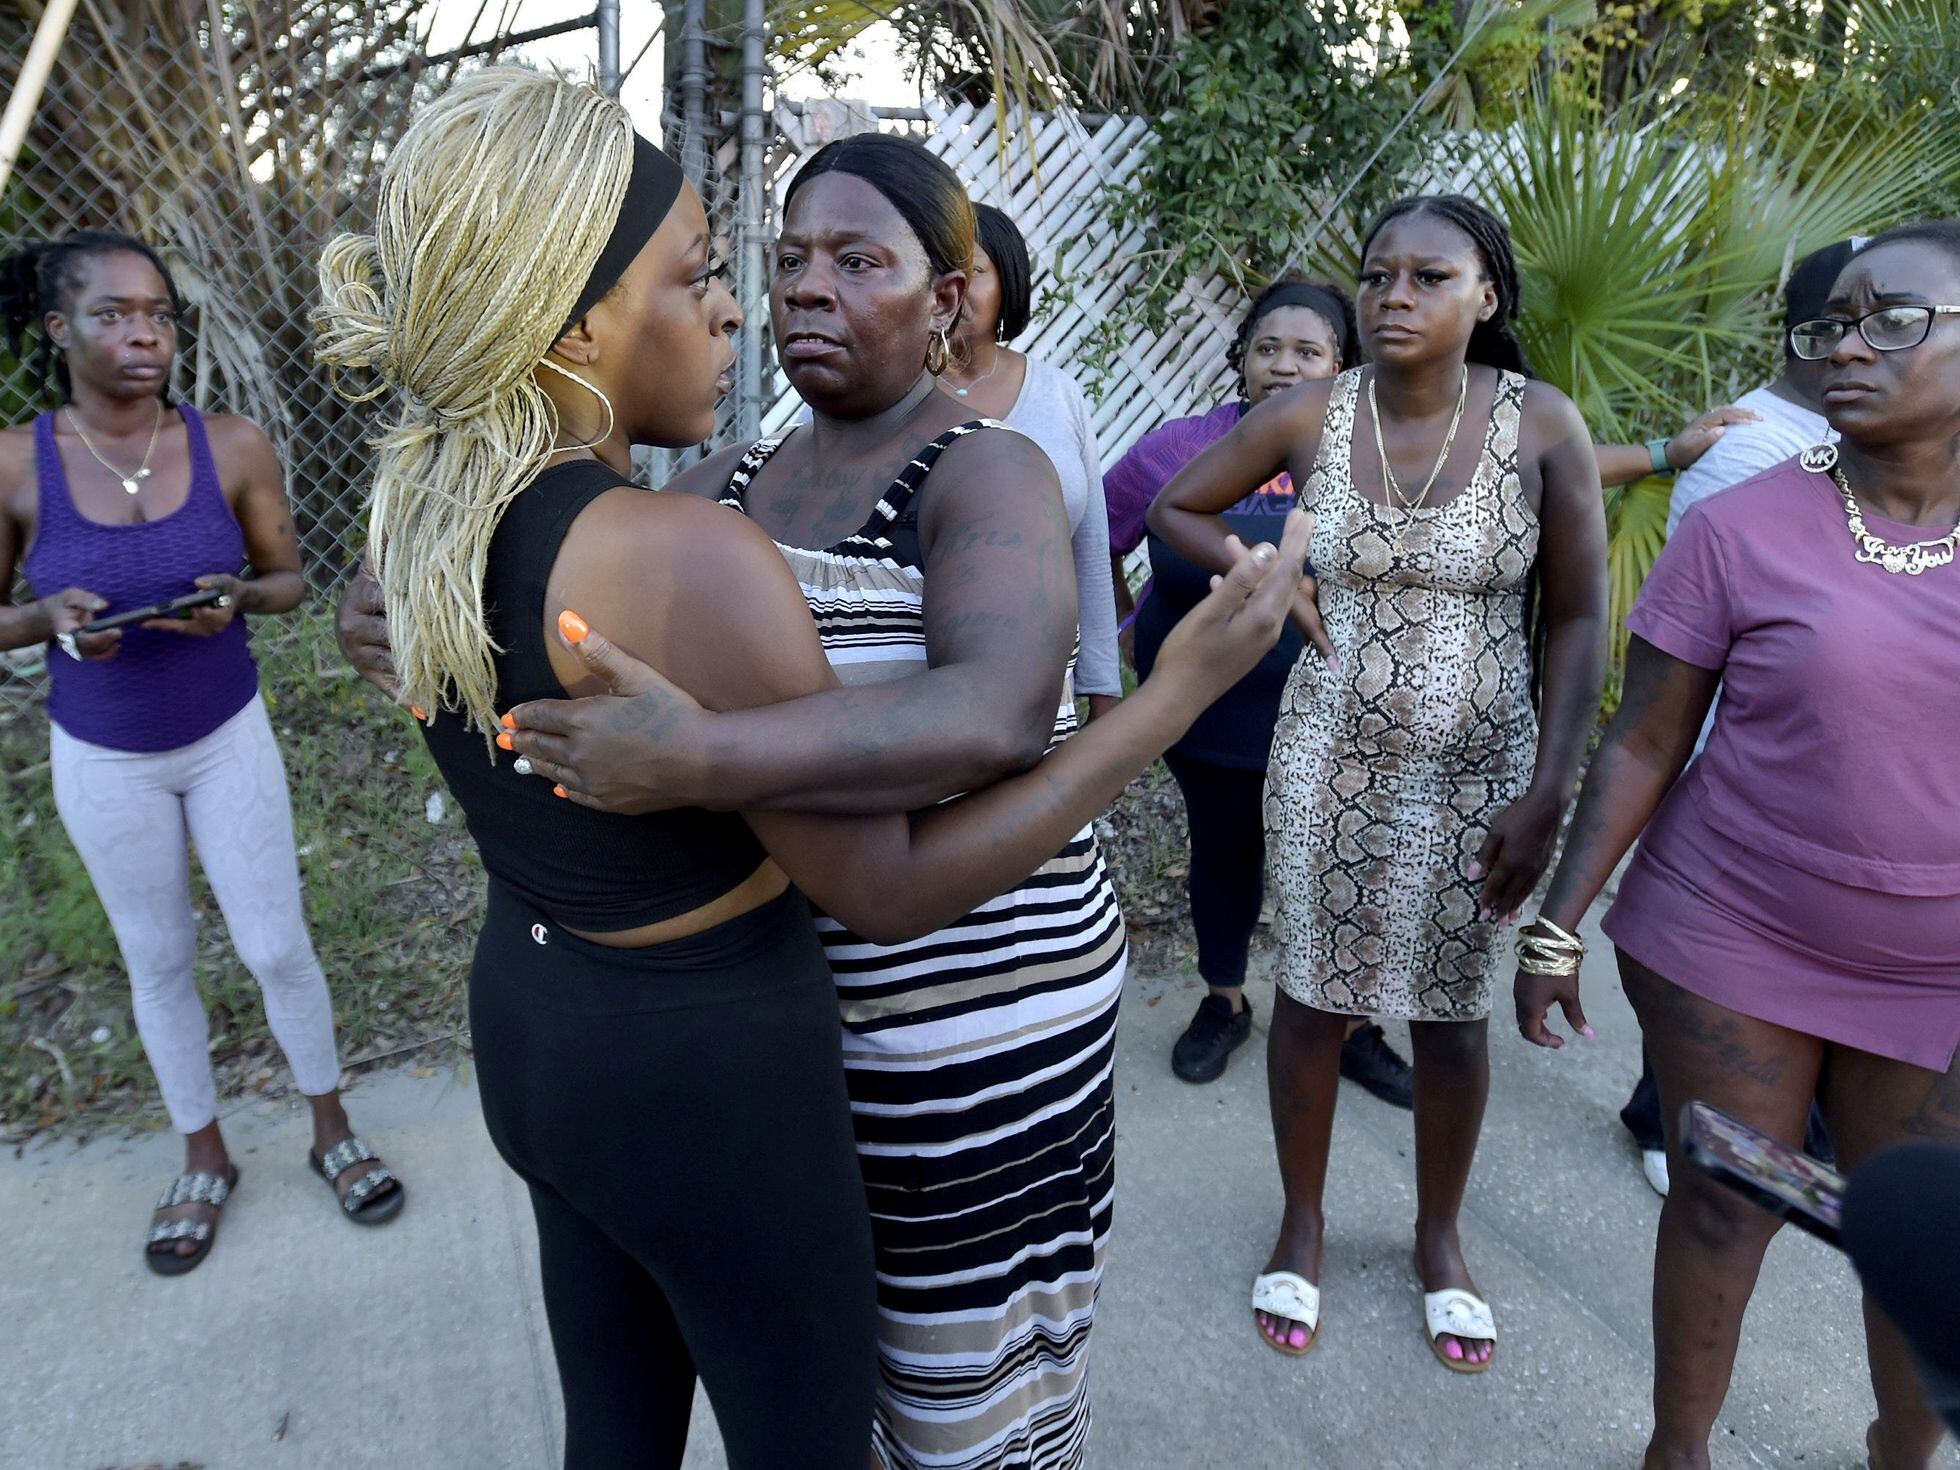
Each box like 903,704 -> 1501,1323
1646,437 -> 1674,476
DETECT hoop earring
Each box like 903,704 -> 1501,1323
537,357 -> 617,450
925,328 -> 951,376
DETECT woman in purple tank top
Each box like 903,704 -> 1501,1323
0,231 -> 405,1274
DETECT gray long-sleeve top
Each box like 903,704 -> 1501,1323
1002,356 -> 1122,697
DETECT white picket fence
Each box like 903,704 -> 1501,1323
761,99 -> 1246,478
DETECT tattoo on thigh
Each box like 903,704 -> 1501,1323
1660,987 -> 1789,1086
1901,1067 -> 1960,1144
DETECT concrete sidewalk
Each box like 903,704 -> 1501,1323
5,913 -> 1949,1469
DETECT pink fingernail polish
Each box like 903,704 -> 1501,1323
1467,861 -> 1483,879
1582,1026 -> 1596,1039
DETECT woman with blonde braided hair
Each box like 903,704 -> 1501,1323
316,65 -> 1307,1469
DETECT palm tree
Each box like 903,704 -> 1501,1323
1472,83 -> 1960,694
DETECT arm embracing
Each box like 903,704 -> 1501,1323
508,430 -> 1077,815
598,497 -> 1306,942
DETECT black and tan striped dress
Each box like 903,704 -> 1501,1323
721,421 -> 1125,1470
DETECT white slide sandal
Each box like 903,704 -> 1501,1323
1422,1286 -> 1496,1374
1251,1270 -> 1321,1357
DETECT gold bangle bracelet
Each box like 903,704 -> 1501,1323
1521,916 -> 1584,950
1517,915 -> 1586,978
1516,951 -> 1582,978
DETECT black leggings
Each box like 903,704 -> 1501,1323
469,880 -> 877,1469
1163,750 -> 1270,990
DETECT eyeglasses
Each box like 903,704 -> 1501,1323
1788,304 -> 1960,361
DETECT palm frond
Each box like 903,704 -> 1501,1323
1602,476 -> 1671,703
1473,92 -> 1761,441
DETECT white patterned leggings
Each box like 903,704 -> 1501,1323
50,694 -> 341,1134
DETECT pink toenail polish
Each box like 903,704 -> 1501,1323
1446,1341 -> 1464,1360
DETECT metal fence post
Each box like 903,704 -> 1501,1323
736,0 -> 767,441
596,0 -> 621,97
679,0 -> 709,188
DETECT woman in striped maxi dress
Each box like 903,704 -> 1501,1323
714,135 -> 1121,1470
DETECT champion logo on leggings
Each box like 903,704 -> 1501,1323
530,924 -> 548,945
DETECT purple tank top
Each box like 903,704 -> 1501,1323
23,403 -> 258,752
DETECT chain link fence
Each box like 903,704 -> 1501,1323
0,1 -> 608,709
4,8 -> 1241,710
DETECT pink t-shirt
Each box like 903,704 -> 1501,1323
1629,456 -> 1960,894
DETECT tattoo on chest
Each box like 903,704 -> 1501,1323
757,459 -> 887,547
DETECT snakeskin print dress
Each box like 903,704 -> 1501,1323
1265,366 -> 1538,1022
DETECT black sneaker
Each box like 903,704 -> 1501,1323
1340,1023 -> 1413,1110
1171,993 -> 1253,1083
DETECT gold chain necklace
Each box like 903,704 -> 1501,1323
66,400 -> 163,496
1830,464 -> 1958,576
1369,367 -> 1468,551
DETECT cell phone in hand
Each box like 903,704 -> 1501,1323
1682,1099 -> 1845,1248
78,587 -> 225,634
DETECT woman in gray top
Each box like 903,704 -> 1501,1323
941,204 -> 1122,717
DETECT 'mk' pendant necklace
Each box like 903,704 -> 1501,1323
67,400 -> 163,495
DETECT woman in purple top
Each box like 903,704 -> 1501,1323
0,232 -> 403,1274
1518,220 -> 1960,1470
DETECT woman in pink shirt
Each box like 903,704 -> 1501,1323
1517,221 -> 1960,1470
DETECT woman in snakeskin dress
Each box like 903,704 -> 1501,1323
1152,196 -> 1608,1372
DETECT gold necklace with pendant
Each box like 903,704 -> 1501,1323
66,400 -> 163,495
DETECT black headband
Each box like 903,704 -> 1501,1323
560,133 -> 686,335
1249,283 -> 1349,340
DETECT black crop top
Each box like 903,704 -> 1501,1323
418,460 -> 768,930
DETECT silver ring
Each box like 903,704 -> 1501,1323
512,756 -> 534,777
215,594 -> 233,609
56,630 -> 80,661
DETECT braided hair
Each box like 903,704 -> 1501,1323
312,66 -> 642,741
1226,274 -> 1359,399
1361,195 -> 1531,377
0,230 -> 183,405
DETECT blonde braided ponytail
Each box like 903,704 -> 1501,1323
312,66 -> 636,738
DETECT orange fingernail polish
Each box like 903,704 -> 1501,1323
553,784 -> 568,799
496,732 -> 514,751
501,711 -> 515,729
558,610 -> 590,645
410,705 -> 427,721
